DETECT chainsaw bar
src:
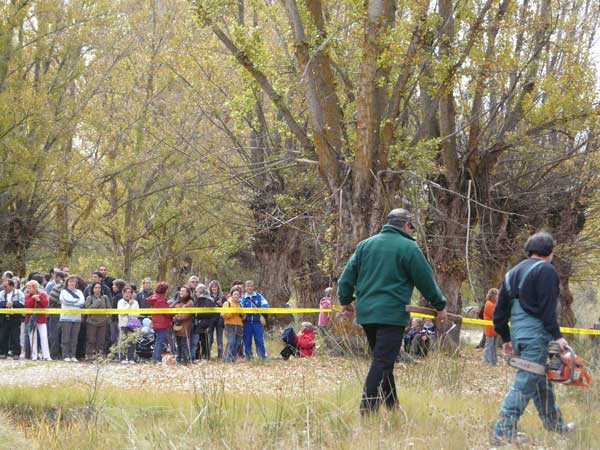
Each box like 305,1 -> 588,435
507,356 -> 547,376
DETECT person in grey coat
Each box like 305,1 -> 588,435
59,275 -> 85,362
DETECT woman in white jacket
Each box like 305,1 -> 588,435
59,275 -> 85,362
117,287 -> 139,363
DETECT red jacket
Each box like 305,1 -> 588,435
297,328 -> 315,357
147,293 -> 171,330
25,291 -> 49,324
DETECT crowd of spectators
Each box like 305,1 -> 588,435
0,265 -> 321,364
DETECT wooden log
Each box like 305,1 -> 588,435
405,305 -> 463,324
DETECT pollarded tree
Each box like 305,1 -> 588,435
191,0 -> 600,313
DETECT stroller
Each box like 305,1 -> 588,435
135,318 -> 165,361
280,327 -> 299,360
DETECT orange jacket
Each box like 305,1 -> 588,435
483,299 -> 497,337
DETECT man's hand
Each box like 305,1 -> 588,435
555,337 -> 569,352
502,341 -> 514,356
436,308 -> 447,322
341,304 -> 354,318
435,308 -> 447,329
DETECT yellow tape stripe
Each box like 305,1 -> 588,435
2,307 -> 599,335
410,312 -> 600,336
0,307 -> 328,315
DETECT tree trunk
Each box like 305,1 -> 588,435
549,196 -> 586,327
553,255 -> 576,327
428,190 -> 467,314
0,201 -> 39,277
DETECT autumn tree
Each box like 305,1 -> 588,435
191,0 -> 600,313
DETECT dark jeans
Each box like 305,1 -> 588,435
191,332 -> 210,361
0,319 -> 21,356
361,324 -> 405,414
24,323 -> 31,359
152,329 -> 168,362
86,323 -> 107,359
47,315 -> 62,359
76,320 -> 87,359
208,318 -> 224,359
224,324 -> 243,363
176,335 -> 191,364
165,329 -> 175,354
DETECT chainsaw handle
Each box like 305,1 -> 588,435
564,344 -> 575,354
558,345 -> 576,385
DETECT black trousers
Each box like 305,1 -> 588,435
361,324 -> 405,414
198,332 -> 210,360
47,315 -> 62,359
0,319 -> 21,356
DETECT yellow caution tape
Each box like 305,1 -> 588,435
2,306 -> 599,335
0,307 -> 328,315
409,312 -> 600,336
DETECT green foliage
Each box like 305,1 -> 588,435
1,0 -> 599,321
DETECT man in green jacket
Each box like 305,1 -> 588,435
338,208 -> 447,414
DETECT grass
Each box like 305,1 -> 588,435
0,412 -> 30,448
0,345 -> 599,450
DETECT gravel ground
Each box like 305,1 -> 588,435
0,345 -> 514,399
0,356 -> 365,396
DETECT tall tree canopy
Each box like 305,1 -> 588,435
0,0 -> 599,324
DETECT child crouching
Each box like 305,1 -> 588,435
280,321 -> 316,359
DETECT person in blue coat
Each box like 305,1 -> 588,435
240,280 -> 269,359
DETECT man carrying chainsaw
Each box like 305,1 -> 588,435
492,231 -> 574,445
338,208 -> 447,415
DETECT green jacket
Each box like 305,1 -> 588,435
84,294 -> 111,326
338,224 -> 446,326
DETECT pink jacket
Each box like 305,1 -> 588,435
318,297 -> 332,327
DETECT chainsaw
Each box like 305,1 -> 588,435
507,343 -> 591,387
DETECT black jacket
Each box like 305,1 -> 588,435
136,289 -> 153,309
192,295 -> 219,333
493,258 -> 561,342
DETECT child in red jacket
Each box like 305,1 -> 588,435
297,322 -> 316,357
